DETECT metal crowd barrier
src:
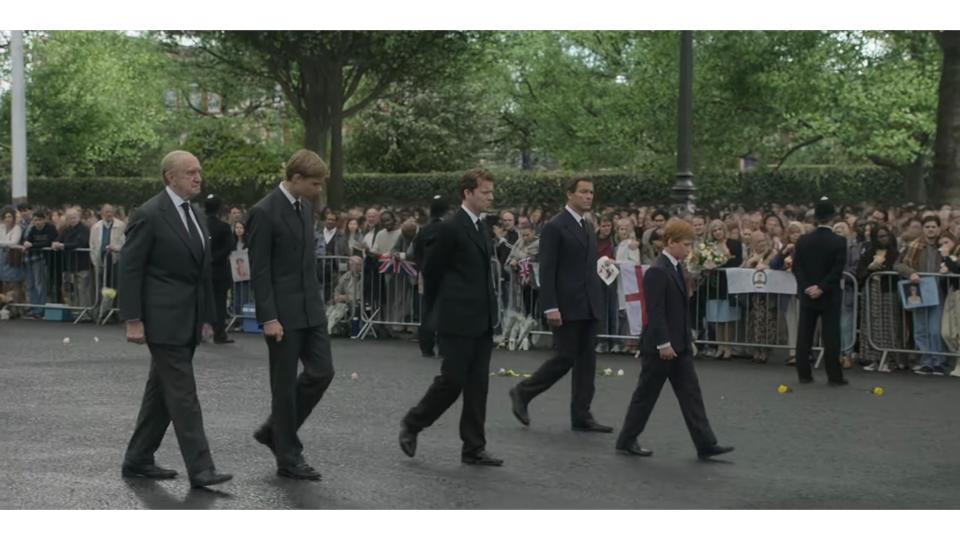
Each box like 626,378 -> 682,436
354,254 -> 502,341
865,271 -> 960,372
225,254 -> 360,336
690,269 -> 859,366
4,246 -> 99,324
498,263 -> 859,364
95,251 -> 122,325
356,254 -> 422,340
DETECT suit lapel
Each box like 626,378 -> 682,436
158,192 -> 201,264
659,254 -> 685,295
275,188 -> 304,242
562,210 -> 589,249
458,209 -> 488,257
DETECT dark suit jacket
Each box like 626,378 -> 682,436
206,214 -> 233,285
246,187 -> 325,330
538,209 -> 603,321
118,191 -> 215,346
793,227 -> 847,308
411,218 -> 442,269
422,208 -> 497,337
640,254 -> 693,356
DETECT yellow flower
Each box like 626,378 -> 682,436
777,384 -> 791,394
101,287 -> 117,299
872,386 -> 884,396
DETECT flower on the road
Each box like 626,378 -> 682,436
872,386 -> 884,396
777,384 -> 791,394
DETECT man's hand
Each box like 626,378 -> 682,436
51,242 -> 64,251
264,320 -> 284,342
126,320 -> 146,345
659,345 -> 678,361
910,273 -> 921,284
22,241 -> 32,250
546,311 -> 563,328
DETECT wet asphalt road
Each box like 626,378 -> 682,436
1,319 -> 958,509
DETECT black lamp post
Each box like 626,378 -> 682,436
672,30 -> 696,216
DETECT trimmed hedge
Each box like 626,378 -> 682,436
0,166 -> 906,211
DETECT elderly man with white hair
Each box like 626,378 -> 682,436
89,203 -> 126,320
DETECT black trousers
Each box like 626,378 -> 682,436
211,278 -> 230,337
404,331 -> 493,455
514,319 -> 597,424
616,350 -> 718,450
418,324 -> 437,356
124,343 -> 215,479
260,325 -> 336,467
795,300 -> 843,382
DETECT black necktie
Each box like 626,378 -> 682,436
181,202 -> 203,256
294,200 -> 303,220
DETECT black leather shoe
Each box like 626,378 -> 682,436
828,379 -> 849,387
253,427 -> 275,453
572,419 -> 614,433
277,462 -> 322,481
213,336 -> 235,344
698,445 -> 735,460
615,440 -> 653,457
399,425 -> 418,457
121,463 -> 178,479
461,450 -> 504,466
798,376 -> 814,384
509,387 -> 530,426
190,469 -> 233,488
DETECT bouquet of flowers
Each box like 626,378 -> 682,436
690,242 -> 728,270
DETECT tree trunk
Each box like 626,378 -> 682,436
903,154 -> 927,203
303,114 -> 329,160
933,31 -> 960,203
327,66 -> 346,210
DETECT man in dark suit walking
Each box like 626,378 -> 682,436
410,195 -> 449,358
399,169 -> 503,466
508,178 -> 613,433
793,197 -> 848,386
247,149 -> 336,481
119,150 -> 233,489
204,195 -> 234,344
615,218 -> 733,460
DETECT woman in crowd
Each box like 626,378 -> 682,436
856,224 -> 903,372
615,218 -> 641,354
770,221 -> 804,365
742,230 -> 779,363
703,219 -> 743,360
595,214 -> 619,354
0,208 -> 25,316
832,221 -> 862,369
764,214 -> 785,252
344,217 -> 366,257
230,220 -> 252,318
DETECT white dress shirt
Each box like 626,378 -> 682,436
461,204 -> 481,230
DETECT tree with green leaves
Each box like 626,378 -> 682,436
17,31 -> 172,177
173,31 -> 478,208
